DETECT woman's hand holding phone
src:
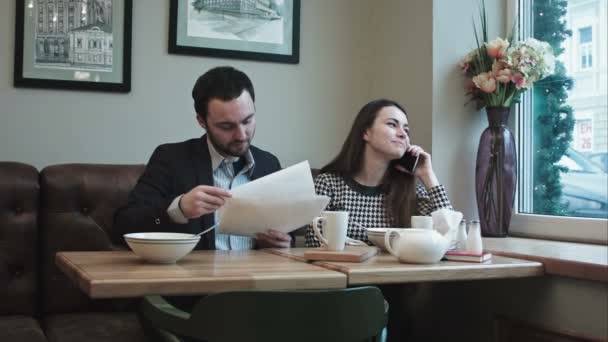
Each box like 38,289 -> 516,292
394,151 -> 419,174
395,145 -> 439,188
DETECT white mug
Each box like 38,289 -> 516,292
411,215 -> 433,229
312,211 -> 348,251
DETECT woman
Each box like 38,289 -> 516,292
305,99 -> 452,247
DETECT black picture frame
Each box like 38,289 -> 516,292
14,0 -> 132,93
169,0 -> 300,64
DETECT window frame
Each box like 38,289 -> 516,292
507,0 -> 608,245
578,26 -> 594,70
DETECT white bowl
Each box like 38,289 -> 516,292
124,232 -> 200,263
367,228 -> 406,252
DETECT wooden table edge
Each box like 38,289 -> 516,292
345,262 -> 544,285
311,256 -> 544,285
55,252 -> 94,297
93,272 -> 347,299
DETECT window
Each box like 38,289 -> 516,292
510,0 -> 607,243
578,26 -> 593,70
48,4 -> 55,33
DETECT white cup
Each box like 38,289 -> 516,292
312,211 -> 348,251
411,216 -> 433,229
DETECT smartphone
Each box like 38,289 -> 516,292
394,152 -> 419,174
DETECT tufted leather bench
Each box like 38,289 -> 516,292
0,162 -> 148,342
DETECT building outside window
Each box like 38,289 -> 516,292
511,0 -> 607,243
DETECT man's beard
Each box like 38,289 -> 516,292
207,131 -> 251,157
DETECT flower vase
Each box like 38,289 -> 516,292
475,106 -> 517,237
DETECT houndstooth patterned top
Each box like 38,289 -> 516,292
305,173 -> 453,247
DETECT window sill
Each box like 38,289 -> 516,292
483,237 -> 608,283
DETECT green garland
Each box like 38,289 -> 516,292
532,0 -> 575,216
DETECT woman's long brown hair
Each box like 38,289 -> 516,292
320,99 -> 417,227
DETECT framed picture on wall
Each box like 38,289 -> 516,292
169,0 -> 300,64
13,0 -> 132,93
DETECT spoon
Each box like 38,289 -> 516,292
195,222 -> 220,237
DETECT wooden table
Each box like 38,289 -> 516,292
56,250 -> 347,298
265,248 -> 544,285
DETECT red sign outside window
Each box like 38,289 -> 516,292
574,119 -> 593,152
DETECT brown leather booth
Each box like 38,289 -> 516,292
0,162 -> 147,342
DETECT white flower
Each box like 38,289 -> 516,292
506,38 -> 555,85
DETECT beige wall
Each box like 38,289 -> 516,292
368,0 -> 434,153
0,0 -> 373,169
431,0 -> 506,220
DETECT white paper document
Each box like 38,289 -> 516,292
217,161 -> 330,237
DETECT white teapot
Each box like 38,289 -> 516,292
384,228 -> 455,264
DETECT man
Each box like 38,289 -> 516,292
114,66 -> 292,249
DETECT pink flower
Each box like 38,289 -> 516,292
492,61 -> 512,83
511,72 -> 529,89
459,51 -> 475,73
495,69 -> 512,83
472,72 -> 497,93
485,38 -> 509,59
459,61 -> 470,73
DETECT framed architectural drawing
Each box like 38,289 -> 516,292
169,0 -> 300,64
14,0 -> 132,92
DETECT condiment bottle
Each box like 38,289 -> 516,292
455,219 -> 468,251
466,220 -> 483,254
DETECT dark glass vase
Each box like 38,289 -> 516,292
475,106 -> 517,237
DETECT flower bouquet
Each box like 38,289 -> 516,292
460,8 -> 555,108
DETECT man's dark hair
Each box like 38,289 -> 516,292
192,66 -> 255,121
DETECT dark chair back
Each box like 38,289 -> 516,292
142,286 -> 387,342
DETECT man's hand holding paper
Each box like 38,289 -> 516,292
217,161 -> 330,237
179,185 -> 232,219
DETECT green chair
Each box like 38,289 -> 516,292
140,286 -> 388,342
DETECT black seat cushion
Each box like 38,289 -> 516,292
44,312 -> 146,342
0,316 -> 47,342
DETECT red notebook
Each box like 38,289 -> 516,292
444,250 -> 492,263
